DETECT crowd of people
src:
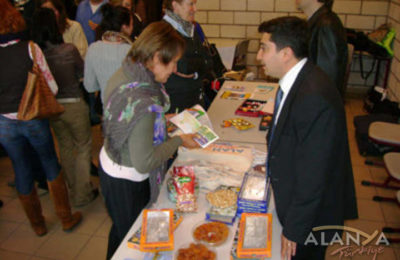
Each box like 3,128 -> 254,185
0,0 -> 357,259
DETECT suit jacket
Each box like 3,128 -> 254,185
308,5 -> 348,98
267,61 -> 357,244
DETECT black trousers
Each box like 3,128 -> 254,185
98,165 -> 150,259
293,243 -> 327,260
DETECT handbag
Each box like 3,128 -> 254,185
17,41 -> 64,120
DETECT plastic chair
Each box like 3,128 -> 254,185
361,122 -> 400,189
381,190 -> 400,243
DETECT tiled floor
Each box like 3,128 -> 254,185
0,97 -> 399,259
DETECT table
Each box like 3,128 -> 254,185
208,80 -> 278,145
112,144 -> 282,260
112,81 -> 283,259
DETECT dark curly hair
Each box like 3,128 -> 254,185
31,7 -> 64,49
95,3 -> 131,40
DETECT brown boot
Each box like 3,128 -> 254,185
47,172 -> 82,232
18,188 -> 47,236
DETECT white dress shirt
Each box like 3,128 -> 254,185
274,58 -> 308,125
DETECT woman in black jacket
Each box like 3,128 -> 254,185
162,0 -> 210,113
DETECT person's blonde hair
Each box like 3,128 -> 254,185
128,21 -> 185,65
0,0 -> 26,34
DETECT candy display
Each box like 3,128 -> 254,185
235,99 -> 267,117
140,209 -> 174,252
176,243 -> 216,260
193,221 -> 229,246
237,213 -> 272,258
237,172 -> 271,217
128,211 -> 183,250
222,118 -> 255,131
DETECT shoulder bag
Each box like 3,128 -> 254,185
17,41 -> 64,120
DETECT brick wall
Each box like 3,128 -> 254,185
197,0 -> 399,101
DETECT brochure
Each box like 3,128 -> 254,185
220,90 -> 251,100
169,105 -> 219,148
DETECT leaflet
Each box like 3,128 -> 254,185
169,105 -> 219,148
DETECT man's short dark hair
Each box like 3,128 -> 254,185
258,16 -> 309,59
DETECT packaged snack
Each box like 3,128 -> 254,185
222,118 -> 255,131
193,221 -> 229,246
139,209 -> 174,252
237,213 -> 272,258
237,173 -> 271,218
206,185 -> 240,225
128,211 -> 183,250
166,177 -> 199,203
259,115 -> 273,131
173,166 -> 197,212
176,243 -> 216,260
235,99 -> 267,117
207,188 -> 238,209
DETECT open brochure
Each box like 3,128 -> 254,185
168,105 -> 219,148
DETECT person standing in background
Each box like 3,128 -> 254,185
84,4 -> 133,104
76,0 -> 106,45
40,0 -> 88,58
296,0 -> 348,98
76,0 -> 107,125
162,0 -> 210,112
110,0 -> 143,39
0,0 -> 82,235
32,7 -> 98,207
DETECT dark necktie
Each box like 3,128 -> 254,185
266,86 -> 283,176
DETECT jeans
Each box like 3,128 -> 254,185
50,99 -> 94,206
0,115 -> 60,194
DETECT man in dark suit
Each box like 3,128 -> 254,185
257,17 -> 357,259
296,0 -> 348,98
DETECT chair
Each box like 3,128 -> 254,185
231,40 -> 249,71
381,190 -> 400,243
361,122 -> 400,189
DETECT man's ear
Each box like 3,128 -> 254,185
281,46 -> 295,62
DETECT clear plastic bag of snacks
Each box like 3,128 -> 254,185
173,166 -> 197,212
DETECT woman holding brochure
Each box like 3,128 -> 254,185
99,21 -> 199,259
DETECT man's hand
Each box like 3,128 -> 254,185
281,233 -> 296,260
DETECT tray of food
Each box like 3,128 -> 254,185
176,243 -> 216,260
192,221 -> 229,246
